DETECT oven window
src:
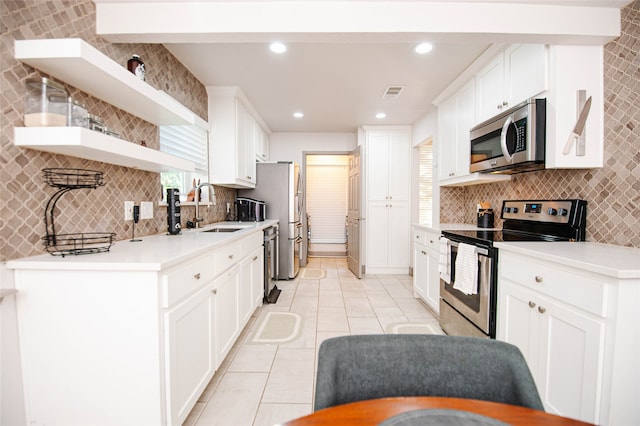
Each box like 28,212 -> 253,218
445,247 -> 481,312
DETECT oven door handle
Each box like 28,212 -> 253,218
448,240 -> 489,257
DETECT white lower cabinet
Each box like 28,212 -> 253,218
499,280 -> 603,421
367,201 -> 409,273
412,227 -> 440,314
213,264 -> 240,367
10,229 -> 266,426
497,247 -> 640,425
165,284 -> 215,424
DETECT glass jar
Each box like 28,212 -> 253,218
24,77 -> 68,127
67,97 -> 88,128
87,114 -> 105,132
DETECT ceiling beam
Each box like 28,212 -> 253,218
95,1 -> 621,45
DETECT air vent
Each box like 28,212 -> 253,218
382,85 -> 404,99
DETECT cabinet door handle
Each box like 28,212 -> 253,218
429,240 -> 434,244
528,301 -> 536,308
534,276 -> 543,283
252,255 -> 258,261
421,250 -> 427,255
212,289 -> 217,295
389,195 -> 392,200
194,273 -> 201,280
538,306 -> 546,314
228,254 -> 234,259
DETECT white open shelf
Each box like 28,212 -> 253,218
14,127 -> 195,173
15,38 -> 198,127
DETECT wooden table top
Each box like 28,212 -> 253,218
280,397 -> 593,425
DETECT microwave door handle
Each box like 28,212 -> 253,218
500,116 -> 515,162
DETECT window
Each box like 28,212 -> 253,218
418,141 -> 433,225
159,124 -> 209,201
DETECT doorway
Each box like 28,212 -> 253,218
304,154 -> 350,257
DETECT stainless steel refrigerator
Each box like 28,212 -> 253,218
238,161 -> 304,279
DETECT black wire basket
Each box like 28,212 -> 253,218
42,168 -> 114,256
43,168 -> 105,188
42,232 -> 116,257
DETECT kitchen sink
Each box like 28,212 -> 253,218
202,227 -> 243,233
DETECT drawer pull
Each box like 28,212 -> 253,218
228,254 -> 234,259
429,240 -> 434,244
252,255 -> 258,261
212,289 -> 217,295
421,250 -> 427,255
538,306 -> 546,314
194,273 -> 201,280
528,301 -> 536,308
416,235 -> 420,239
534,276 -> 543,283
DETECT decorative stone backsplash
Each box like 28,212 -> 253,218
441,1 -> 640,248
0,0 -> 235,261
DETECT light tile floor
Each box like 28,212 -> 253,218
184,257 -> 442,426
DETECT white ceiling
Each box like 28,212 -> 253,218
165,41 -> 490,133
95,0 -> 632,133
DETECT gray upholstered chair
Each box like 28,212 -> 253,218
314,334 -> 544,411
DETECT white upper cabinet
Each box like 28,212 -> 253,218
544,45 -> 604,169
208,86 -> 270,188
438,79 -> 475,182
255,125 -> 270,162
365,127 -> 410,201
476,44 -> 548,124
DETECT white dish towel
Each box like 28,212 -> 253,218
453,243 -> 478,295
438,237 -> 451,284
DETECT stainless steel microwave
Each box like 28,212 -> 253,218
469,98 -> 546,174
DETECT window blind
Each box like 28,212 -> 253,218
159,125 -> 209,175
418,142 -> 434,225
306,155 -> 349,244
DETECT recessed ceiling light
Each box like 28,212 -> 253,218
415,43 -> 433,54
376,112 -> 386,119
270,42 -> 287,54
293,112 -> 304,118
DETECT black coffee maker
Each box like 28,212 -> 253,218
236,197 -> 265,222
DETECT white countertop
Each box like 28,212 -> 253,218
6,220 -> 278,272
495,241 -> 640,279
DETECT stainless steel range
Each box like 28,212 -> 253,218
439,199 -> 587,339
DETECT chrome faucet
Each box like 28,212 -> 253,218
194,182 -> 215,228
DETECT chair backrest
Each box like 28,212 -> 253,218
313,334 -> 544,411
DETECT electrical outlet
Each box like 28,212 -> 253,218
140,201 -> 153,220
124,201 -> 134,221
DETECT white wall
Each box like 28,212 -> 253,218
269,132 -> 357,163
410,109 -> 439,228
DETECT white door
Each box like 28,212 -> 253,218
347,146 -> 363,278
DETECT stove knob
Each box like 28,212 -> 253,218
558,208 -> 569,216
512,207 -> 518,213
547,208 -> 558,216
